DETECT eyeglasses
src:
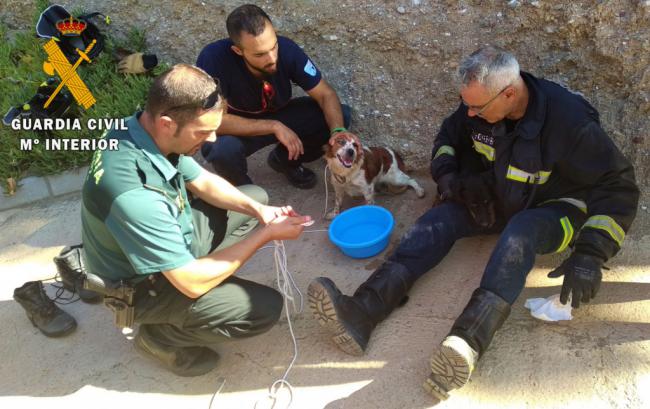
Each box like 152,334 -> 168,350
460,84 -> 510,116
261,81 -> 275,111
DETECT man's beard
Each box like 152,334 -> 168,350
244,57 -> 277,77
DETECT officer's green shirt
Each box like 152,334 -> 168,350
81,113 -> 202,281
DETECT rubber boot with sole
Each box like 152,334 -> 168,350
424,288 -> 511,400
308,262 -> 413,355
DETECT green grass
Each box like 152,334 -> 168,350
0,3 -> 166,194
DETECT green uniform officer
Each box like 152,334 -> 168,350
82,64 -> 311,377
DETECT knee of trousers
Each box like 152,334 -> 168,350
499,212 -> 544,252
247,287 -> 284,334
238,185 -> 269,206
204,136 -> 247,165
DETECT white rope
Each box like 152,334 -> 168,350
273,240 -> 303,315
210,221 -> 329,409
255,239 -> 302,409
323,164 -> 331,218
207,377 -> 226,409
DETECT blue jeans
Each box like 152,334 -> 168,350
201,97 -> 352,186
388,201 -> 587,304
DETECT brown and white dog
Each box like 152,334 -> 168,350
324,133 -> 425,219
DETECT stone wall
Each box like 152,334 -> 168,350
2,0 -> 648,233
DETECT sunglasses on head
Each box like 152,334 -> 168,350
162,90 -> 221,116
162,78 -> 222,116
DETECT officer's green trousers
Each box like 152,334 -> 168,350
133,185 -> 283,348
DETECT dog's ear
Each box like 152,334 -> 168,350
354,142 -> 365,162
323,143 -> 334,157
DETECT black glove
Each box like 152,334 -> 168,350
440,173 -> 496,228
547,252 -> 604,308
436,173 -> 456,200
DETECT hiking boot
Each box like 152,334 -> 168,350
13,281 -> 77,337
54,245 -> 102,304
308,262 -> 414,355
135,325 -> 220,377
267,150 -> 316,189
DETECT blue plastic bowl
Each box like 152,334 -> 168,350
329,205 -> 395,259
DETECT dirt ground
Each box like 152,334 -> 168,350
1,148 -> 649,409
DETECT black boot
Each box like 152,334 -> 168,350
13,281 -> 77,337
424,288 -> 511,401
308,261 -> 414,356
54,245 -> 102,304
267,149 -> 316,189
135,325 -> 220,377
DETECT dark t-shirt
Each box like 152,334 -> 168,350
196,36 -> 322,115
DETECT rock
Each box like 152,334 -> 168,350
2,0 -> 645,210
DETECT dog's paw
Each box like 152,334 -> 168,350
325,210 -> 339,220
415,186 -> 425,198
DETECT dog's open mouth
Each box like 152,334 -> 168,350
336,154 -> 354,168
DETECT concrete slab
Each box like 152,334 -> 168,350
1,148 -> 649,409
47,166 -> 89,197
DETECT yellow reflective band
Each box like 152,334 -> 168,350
473,140 -> 495,161
93,169 -> 104,185
583,215 -> 625,246
434,145 -> 455,159
506,165 -> 551,184
538,198 -> 588,214
556,216 -> 574,253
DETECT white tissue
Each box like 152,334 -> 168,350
524,294 -> 572,321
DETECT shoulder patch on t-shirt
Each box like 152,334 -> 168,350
304,60 -> 317,77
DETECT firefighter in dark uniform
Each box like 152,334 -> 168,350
307,46 -> 639,400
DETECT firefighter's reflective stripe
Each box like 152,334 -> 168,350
506,165 -> 551,184
473,140 -> 495,162
539,198 -> 588,214
556,216 -> 574,253
583,215 -> 625,246
433,145 -> 455,159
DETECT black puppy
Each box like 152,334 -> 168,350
435,153 -> 496,228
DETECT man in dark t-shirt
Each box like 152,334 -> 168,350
196,4 -> 355,189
